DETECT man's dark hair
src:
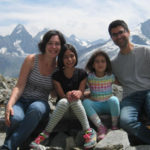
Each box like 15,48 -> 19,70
108,20 -> 129,36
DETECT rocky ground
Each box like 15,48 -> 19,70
1,74 -> 150,150
0,133 -> 5,146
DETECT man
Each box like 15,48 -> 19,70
108,19 -> 150,144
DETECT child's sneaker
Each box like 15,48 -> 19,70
30,131 -> 49,148
83,128 -> 97,149
97,124 -> 107,141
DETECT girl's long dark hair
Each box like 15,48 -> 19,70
57,44 -> 78,70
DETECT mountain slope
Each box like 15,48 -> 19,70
79,19 -> 150,68
1,19 -> 150,77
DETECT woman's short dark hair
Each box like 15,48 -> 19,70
38,30 -> 66,54
85,50 -> 112,74
57,44 -> 78,70
108,20 -> 129,36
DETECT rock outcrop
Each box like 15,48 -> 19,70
0,74 -> 150,150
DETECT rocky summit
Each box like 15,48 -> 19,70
0,74 -> 150,150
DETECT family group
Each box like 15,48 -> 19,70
1,19 -> 150,150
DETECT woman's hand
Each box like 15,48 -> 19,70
5,105 -> 14,127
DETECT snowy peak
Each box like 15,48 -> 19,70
13,24 -> 25,34
131,20 -> 150,45
79,19 -> 150,68
0,24 -> 105,57
1,19 -> 150,77
70,34 -> 76,40
67,34 -> 91,49
11,24 -> 31,38
1,24 -> 37,55
34,28 -> 49,42
141,19 -> 150,39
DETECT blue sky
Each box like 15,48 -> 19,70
0,0 -> 150,41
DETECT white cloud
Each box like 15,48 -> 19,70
0,0 -> 150,41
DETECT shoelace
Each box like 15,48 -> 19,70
83,132 -> 92,142
34,135 -> 45,144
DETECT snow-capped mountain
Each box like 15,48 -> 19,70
131,19 -> 150,45
0,24 -> 106,77
1,19 -> 150,77
0,24 -> 93,57
67,34 -> 91,50
78,39 -> 118,68
79,19 -> 150,68
0,24 -> 36,56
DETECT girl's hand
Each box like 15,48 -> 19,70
5,105 -> 14,127
66,91 -> 73,102
66,90 -> 83,102
84,90 -> 91,98
71,90 -> 82,100
68,90 -> 82,102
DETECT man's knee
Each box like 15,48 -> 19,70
120,115 -> 128,129
119,107 -> 131,128
119,111 -> 136,131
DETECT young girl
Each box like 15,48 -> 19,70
83,50 -> 120,141
30,44 -> 97,149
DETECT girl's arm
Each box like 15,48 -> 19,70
50,89 -> 57,98
114,77 -> 121,85
53,80 -> 66,98
71,78 -> 87,100
84,89 -> 91,98
53,79 -> 76,102
5,54 -> 35,126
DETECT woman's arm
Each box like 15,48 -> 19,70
79,78 -> 87,94
5,54 -> 35,126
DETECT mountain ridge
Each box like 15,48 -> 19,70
1,19 -> 150,77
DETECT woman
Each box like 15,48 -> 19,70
1,30 -> 66,150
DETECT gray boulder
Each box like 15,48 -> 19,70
1,74 -> 150,150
